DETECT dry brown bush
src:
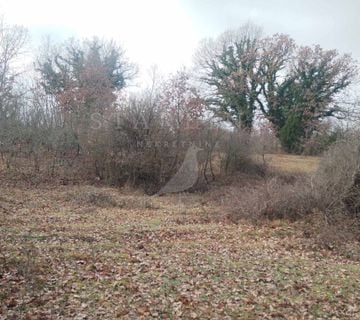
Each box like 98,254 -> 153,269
260,174 -> 315,220
224,130 -> 360,224
208,170 -> 315,222
314,131 -> 360,220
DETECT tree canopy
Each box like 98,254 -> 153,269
37,38 -> 136,115
197,28 -> 358,152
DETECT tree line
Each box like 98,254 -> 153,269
0,20 -> 358,189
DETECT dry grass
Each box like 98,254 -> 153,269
1,184 -> 359,319
264,153 -> 320,173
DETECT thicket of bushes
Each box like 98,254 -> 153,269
0,104 -> 265,194
0,30 -> 272,192
0,82 -> 264,193
314,131 -> 360,219
221,130 -> 360,248
0,19 -> 359,232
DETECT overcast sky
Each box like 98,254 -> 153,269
1,0 -> 359,84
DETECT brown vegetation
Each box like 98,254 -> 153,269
1,18 -> 360,319
1,179 -> 360,319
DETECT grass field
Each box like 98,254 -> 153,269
1,155 -> 359,319
265,154 -> 320,173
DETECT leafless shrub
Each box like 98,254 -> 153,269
314,131 -> 360,220
102,95 -> 185,193
218,128 -> 265,175
250,121 -> 280,165
301,123 -> 344,156
260,174 -> 315,220
218,171 -> 315,222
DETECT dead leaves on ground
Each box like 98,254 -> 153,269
0,186 -> 359,319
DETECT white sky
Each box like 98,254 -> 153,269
1,0 -> 359,86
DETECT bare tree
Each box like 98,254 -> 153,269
0,18 -> 28,118
0,19 -> 28,168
